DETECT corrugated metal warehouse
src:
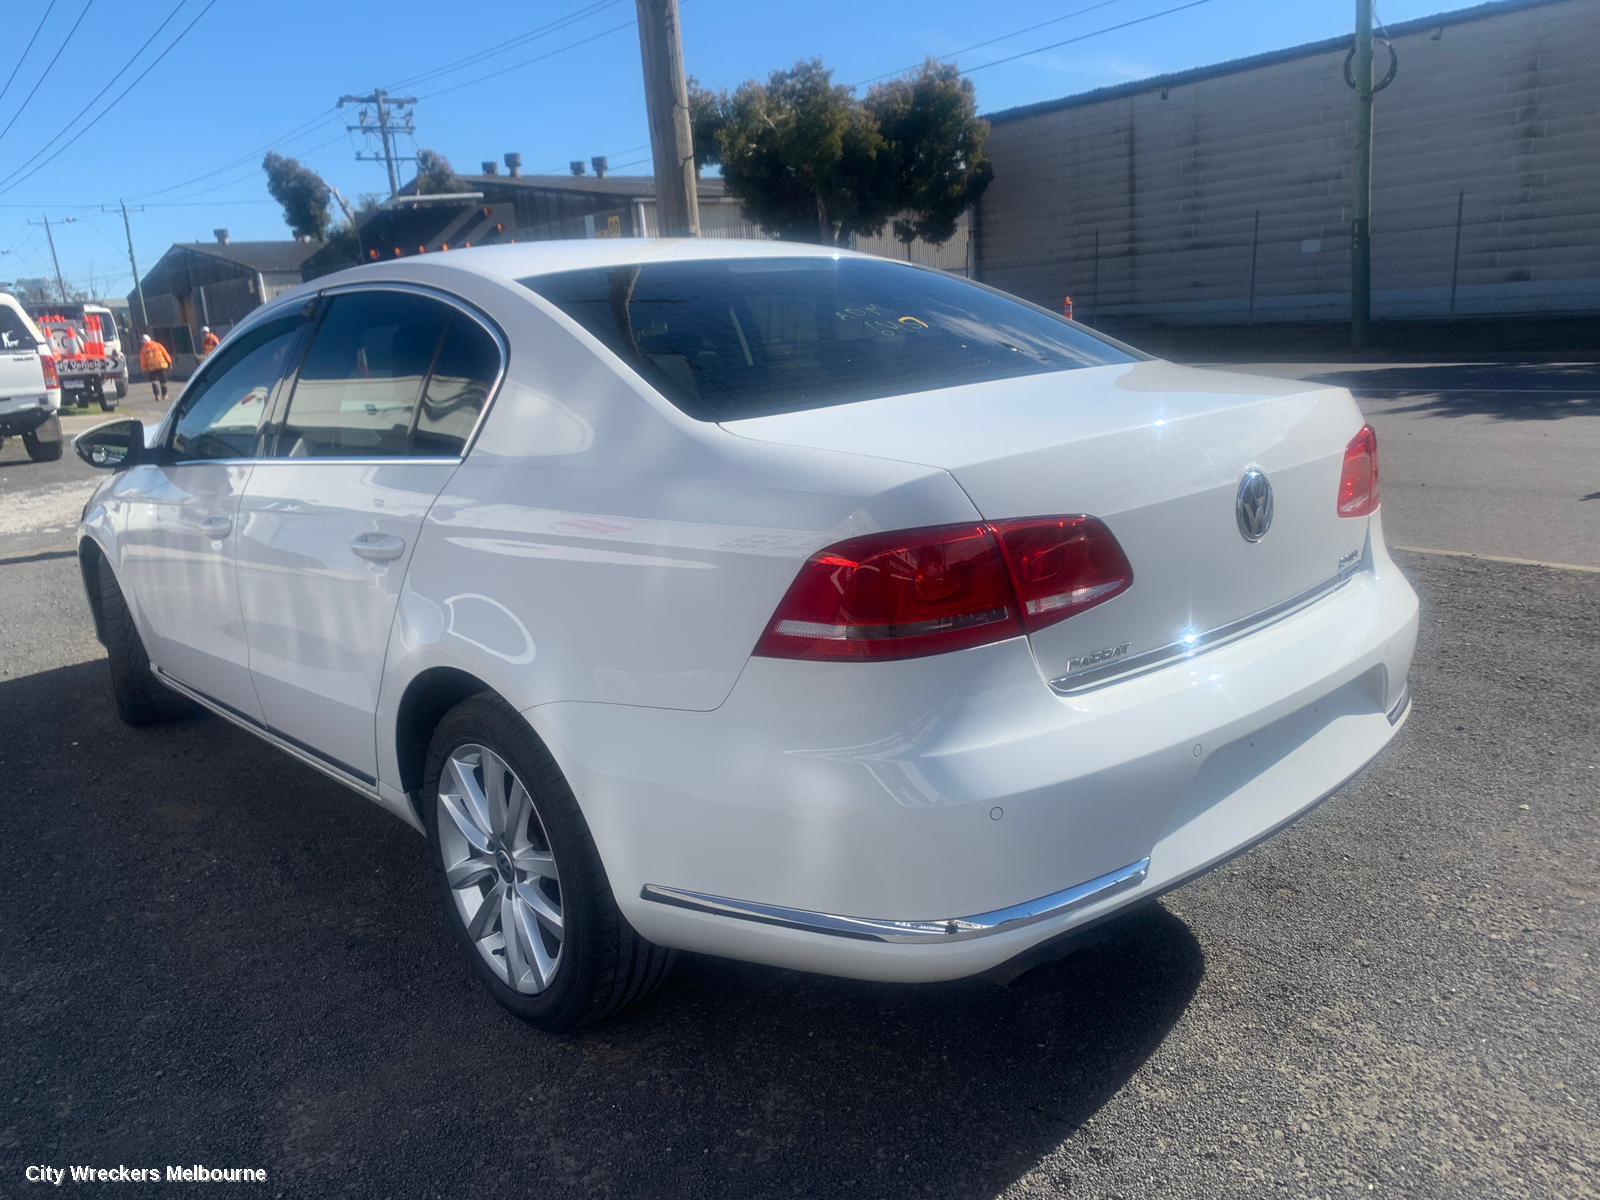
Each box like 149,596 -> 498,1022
974,0 -> 1600,325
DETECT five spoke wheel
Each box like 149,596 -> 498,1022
437,744 -> 564,994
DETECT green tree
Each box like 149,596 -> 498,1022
263,152 -> 333,240
866,61 -> 992,249
687,79 -> 729,174
696,58 -> 990,248
414,148 -> 461,195
6,277 -> 63,306
713,59 -> 894,245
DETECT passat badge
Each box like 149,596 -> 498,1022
1236,468 -> 1274,542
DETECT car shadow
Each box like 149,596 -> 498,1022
1302,360 -> 1600,421
0,659 -> 1204,1199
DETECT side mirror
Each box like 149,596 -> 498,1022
75,418 -> 146,471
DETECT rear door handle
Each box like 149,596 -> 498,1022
350,532 -> 406,562
199,515 -> 233,538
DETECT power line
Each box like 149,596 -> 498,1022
128,110 -> 341,201
385,0 -> 625,91
853,0 -> 1127,87
416,18 -> 639,101
960,0 -> 1218,75
0,0 -> 94,147
0,2 -> 59,110
0,0 -> 220,199
0,1 -> 187,193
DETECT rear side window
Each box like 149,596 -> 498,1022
412,316 -> 498,456
276,291 -> 451,459
170,314 -> 306,461
521,257 -> 1135,421
1,304 -> 38,350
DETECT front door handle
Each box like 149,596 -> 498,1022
350,532 -> 406,562
199,515 -> 233,538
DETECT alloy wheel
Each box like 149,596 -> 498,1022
437,743 -> 564,993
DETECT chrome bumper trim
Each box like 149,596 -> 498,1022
640,857 -> 1151,944
1050,569 -> 1357,695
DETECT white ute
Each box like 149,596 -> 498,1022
73,240 -> 1418,1029
0,293 -> 63,462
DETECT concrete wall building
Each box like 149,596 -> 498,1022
974,0 -> 1600,326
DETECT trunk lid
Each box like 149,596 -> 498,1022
723,360 -> 1370,687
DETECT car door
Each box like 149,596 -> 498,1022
234,286 -> 501,783
112,309 -> 310,721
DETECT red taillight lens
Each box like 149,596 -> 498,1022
753,524 -> 1020,661
754,516 -> 1133,662
1337,424 -> 1380,517
991,516 -> 1134,632
40,353 -> 59,390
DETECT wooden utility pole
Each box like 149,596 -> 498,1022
1350,0 -> 1374,348
339,88 -> 418,199
106,200 -> 148,333
27,214 -> 75,303
635,0 -> 700,237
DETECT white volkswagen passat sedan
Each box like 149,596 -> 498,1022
74,240 -> 1417,1029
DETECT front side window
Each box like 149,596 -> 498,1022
169,314 -> 306,461
275,291 -> 451,458
521,257 -> 1136,421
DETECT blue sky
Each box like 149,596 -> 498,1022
1,0 -> 1454,298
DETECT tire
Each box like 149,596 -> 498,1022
422,694 -> 674,1030
22,429 -> 62,462
95,558 -> 194,726
115,376 -> 129,400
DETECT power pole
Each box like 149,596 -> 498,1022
635,0 -> 699,237
339,88 -> 417,199
1350,0 -> 1374,349
27,214 -> 76,303
105,200 -> 148,334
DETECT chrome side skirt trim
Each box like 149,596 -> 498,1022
640,857 -> 1151,944
153,668 -> 381,802
1050,570 -> 1356,695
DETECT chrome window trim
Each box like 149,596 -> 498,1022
1049,568 -> 1360,696
640,857 -> 1150,944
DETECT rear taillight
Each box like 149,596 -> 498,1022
1337,424 -> 1379,517
990,516 -> 1134,633
754,516 -> 1132,662
40,353 -> 59,391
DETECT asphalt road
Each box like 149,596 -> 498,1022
1213,360 -> 1600,570
1,363 -> 1596,1198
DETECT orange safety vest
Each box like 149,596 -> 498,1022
201,331 -> 220,356
140,340 -> 172,372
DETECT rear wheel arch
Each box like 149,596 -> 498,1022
394,667 -> 500,821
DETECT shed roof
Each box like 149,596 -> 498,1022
983,0 -> 1571,124
456,173 -> 729,200
171,240 -> 326,273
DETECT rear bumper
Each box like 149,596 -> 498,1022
0,394 -> 60,435
531,531 -> 1419,983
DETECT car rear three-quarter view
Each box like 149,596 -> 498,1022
75,240 -> 1418,1030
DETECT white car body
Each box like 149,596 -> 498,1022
78,239 -> 1417,986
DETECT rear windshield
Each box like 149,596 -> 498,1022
520,257 -> 1134,421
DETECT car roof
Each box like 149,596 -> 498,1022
309,237 -> 876,293
427,237 -> 868,278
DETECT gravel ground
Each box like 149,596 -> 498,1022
0,544 -> 1595,1199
